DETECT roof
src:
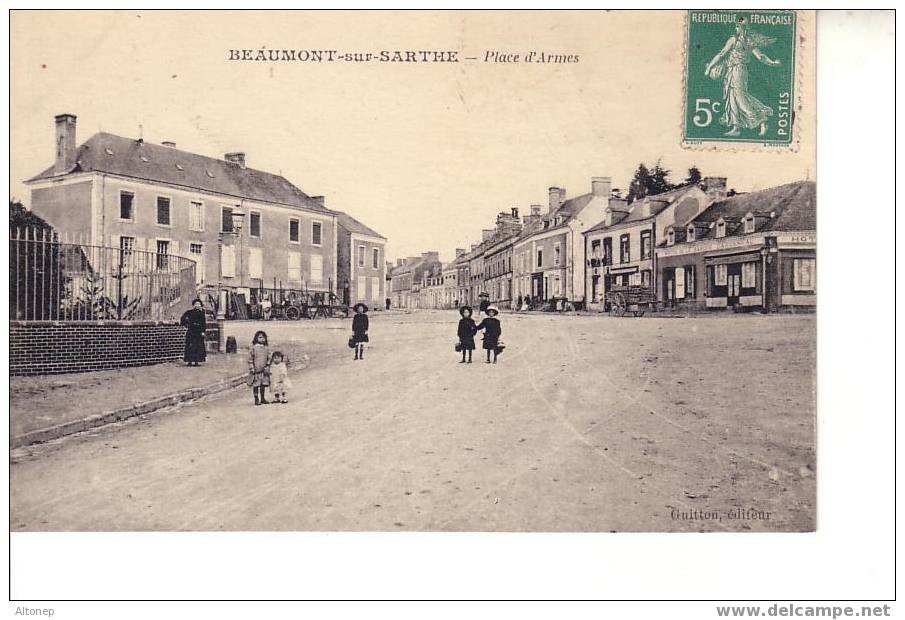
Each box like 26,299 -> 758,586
585,185 -> 698,234
28,132 -> 326,212
693,180 -> 815,240
333,210 -> 385,239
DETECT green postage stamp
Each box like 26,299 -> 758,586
683,10 -> 798,149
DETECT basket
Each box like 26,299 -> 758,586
455,342 -> 463,353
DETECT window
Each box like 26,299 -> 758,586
221,245 -> 236,278
358,245 -> 366,268
287,252 -> 301,282
793,258 -> 816,292
536,249 -> 543,268
620,234 -> 630,263
312,221 -> 323,246
119,236 -> 135,254
119,191 -> 134,221
603,238 -> 612,266
591,239 -> 601,257
190,243 -> 204,284
716,220 -> 727,238
687,226 -> 696,242
553,244 -> 561,266
667,229 -> 675,246
221,206 -> 234,233
155,240 -> 170,270
249,212 -> 261,238
675,267 -> 686,299
641,269 -> 651,287
189,201 -> 204,232
248,247 -> 263,280
310,254 -> 324,285
714,263 -> 728,286
742,261 -> 757,288
289,218 -> 300,243
686,266 -> 696,298
156,197 -> 171,226
744,216 -> 755,234
641,230 -> 652,259
372,247 -> 380,269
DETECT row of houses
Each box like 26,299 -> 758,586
24,113 -> 388,310
390,174 -> 816,313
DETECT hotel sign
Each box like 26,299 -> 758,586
658,231 -> 815,257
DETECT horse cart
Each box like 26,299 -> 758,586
605,285 -> 657,317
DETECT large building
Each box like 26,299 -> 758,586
25,113 -> 384,307
335,211 -> 387,307
389,251 -> 441,309
512,177 -> 620,305
582,177 -> 725,310
481,208 -> 523,308
656,180 -> 816,312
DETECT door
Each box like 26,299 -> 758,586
727,263 -> 742,306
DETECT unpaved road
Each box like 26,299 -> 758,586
10,312 -> 816,532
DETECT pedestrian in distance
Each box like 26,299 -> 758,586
478,292 -> 491,314
180,298 -> 207,367
516,295 -> 523,312
248,330 -> 271,405
474,305 -> 503,364
268,350 -> 291,404
351,302 -> 369,360
457,305 -> 477,364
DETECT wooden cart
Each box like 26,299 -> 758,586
606,285 -> 657,317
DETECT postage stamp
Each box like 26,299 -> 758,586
683,9 -> 798,149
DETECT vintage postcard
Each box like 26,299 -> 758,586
9,10 -> 816,536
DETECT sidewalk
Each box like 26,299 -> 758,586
10,344 -> 310,448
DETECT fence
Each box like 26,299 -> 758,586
10,227 -> 196,322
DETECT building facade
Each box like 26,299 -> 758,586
582,178 -> 722,310
655,181 -> 816,312
335,211 -> 387,308
25,114 -> 382,307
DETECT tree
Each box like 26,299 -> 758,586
684,165 -> 702,186
626,161 -> 675,203
9,199 -> 68,320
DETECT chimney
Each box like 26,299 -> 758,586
592,176 -> 612,197
702,176 -> 728,200
310,195 -> 325,208
548,187 -> 561,212
558,188 -> 567,204
511,207 -> 519,219
54,113 -> 77,174
161,141 -> 176,148
396,258 -> 404,267
531,204 -> 542,217
482,229 -> 494,242
224,152 -> 246,169
455,248 -> 466,257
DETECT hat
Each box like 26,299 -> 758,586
459,305 -> 473,316
485,305 -> 500,316
353,302 -> 369,313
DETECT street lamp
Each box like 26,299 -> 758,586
217,208 -> 246,319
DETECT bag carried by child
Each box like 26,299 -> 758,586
348,337 -> 357,349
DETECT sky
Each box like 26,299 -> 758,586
10,10 -> 815,263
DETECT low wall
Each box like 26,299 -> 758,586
9,321 -> 187,375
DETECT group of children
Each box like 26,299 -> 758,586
245,301 -> 504,404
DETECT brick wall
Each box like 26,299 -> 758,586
10,321 -> 187,375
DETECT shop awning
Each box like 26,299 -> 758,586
608,265 -> 639,275
704,252 -> 762,266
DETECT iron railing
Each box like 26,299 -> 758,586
10,227 -> 196,321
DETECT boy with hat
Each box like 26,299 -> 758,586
474,305 -> 503,364
457,305 -> 477,363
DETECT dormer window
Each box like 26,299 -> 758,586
744,215 -> 755,234
686,225 -> 696,242
667,228 -> 676,246
715,219 -> 727,239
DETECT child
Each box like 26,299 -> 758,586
474,305 -> 503,364
457,305 -> 476,364
248,330 -> 271,405
351,302 -> 369,360
269,351 -> 291,404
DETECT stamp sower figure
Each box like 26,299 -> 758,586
352,302 -> 369,360
457,305 -> 477,364
248,330 -> 271,405
474,305 -> 502,364
705,17 -> 781,137
180,298 -> 207,367
268,351 -> 291,404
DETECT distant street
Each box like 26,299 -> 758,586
10,312 -> 816,532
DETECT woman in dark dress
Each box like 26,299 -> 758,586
474,305 -> 503,364
457,305 -> 477,364
180,298 -> 207,366
351,302 -> 369,360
